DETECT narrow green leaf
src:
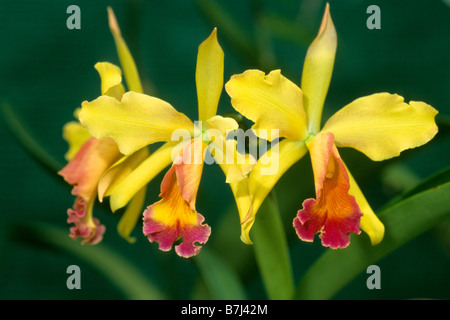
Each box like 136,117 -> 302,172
194,247 -> 247,300
14,222 -> 166,300
295,181 -> 450,300
0,102 -> 63,173
252,192 -> 294,299
384,165 -> 450,208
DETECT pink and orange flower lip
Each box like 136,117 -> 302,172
294,132 -> 362,249
143,138 -> 211,258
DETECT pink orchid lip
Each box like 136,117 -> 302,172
143,205 -> 211,258
67,197 -> 105,245
293,132 -> 362,249
143,138 -> 211,258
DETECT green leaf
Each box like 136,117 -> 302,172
252,192 -> 294,299
295,181 -> 450,300
0,102 -> 63,173
194,247 -> 247,300
384,165 -> 450,208
13,221 -> 166,300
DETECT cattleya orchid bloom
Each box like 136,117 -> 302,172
225,4 -> 438,248
58,62 -> 148,244
58,8 -> 150,244
79,26 -> 253,257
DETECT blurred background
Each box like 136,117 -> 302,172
0,0 -> 449,299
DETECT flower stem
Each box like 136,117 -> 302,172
0,102 -> 63,174
15,221 -> 166,300
252,191 -> 294,299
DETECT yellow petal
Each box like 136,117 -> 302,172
247,139 -> 308,234
229,178 -> 252,244
117,186 -> 147,243
79,91 -> 194,155
226,69 -> 308,141
206,115 -> 239,133
94,62 -> 125,100
210,138 -> 256,184
196,28 -> 224,122
107,7 -> 143,93
227,139 -> 307,244
301,3 -> 337,134
98,146 -> 150,201
206,115 -> 255,183
344,162 -> 385,245
108,141 -> 177,211
322,93 -> 439,161
62,121 -> 92,161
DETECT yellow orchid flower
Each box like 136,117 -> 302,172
225,3 -> 438,248
79,26 -> 253,258
58,63 -> 124,244
58,8 -> 150,244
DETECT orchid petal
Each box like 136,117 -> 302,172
67,196 -> 105,245
206,115 -> 239,133
196,28 -> 224,122
244,139 -> 308,244
211,138 -> 255,184
226,69 -> 308,141
173,138 -> 206,207
294,132 -> 362,249
107,7 -> 143,93
59,137 -> 121,201
62,121 -> 92,161
227,178 -> 252,244
117,186 -> 147,243
79,91 -> 194,155
108,141 -> 177,212
222,139 -> 307,245
98,146 -> 150,202
344,162 -> 385,245
207,115 -> 255,183
301,3 -> 337,134
59,137 -> 121,244
143,138 -> 210,258
94,62 -> 125,100
322,93 -> 438,161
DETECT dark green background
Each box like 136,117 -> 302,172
0,0 -> 449,299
